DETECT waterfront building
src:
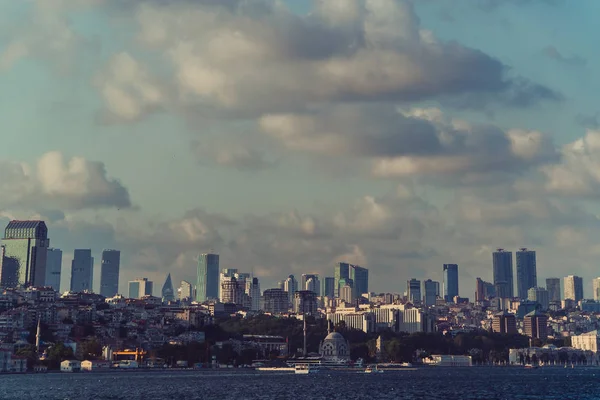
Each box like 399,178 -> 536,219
523,310 -> 548,340
70,249 -> 94,293
45,248 -> 62,292
322,277 -> 335,298
423,279 -> 438,307
129,278 -> 153,299
178,280 -> 192,301
334,262 -> 350,298
99,249 -> 120,297
571,331 -> 600,352
527,287 -> 549,311
319,331 -> 350,363
492,311 -> 517,334
262,289 -> 289,314
516,248 -> 537,300
196,253 -> 219,302
1,220 -> 49,288
493,249 -> 513,299
161,273 -> 175,302
443,264 -> 459,302
546,278 -> 561,302
293,290 -> 318,315
407,279 -> 421,305
349,265 -> 369,297
564,275 -> 584,301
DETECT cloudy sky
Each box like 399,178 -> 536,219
0,0 -> 599,298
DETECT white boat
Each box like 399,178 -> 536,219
295,364 -> 319,374
365,365 -> 384,373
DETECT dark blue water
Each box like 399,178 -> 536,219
1,367 -> 599,399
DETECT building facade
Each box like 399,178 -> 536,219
423,279 -> 438,307
196,253 -> 219,302
70,249 -> 94,292
493,249 -> 514,299
178,280 -> 192,301
564,275 -> 584,302
161,273 -> 175,302
99,249 -> 120,297
293,290 -> 318,315
262,289 -> 289,314
129,278 -> 153,299
527,287 -> 549,311
516,248 -> 537,300
546,278 -> 561,303
45,248 -> 62,292
492,311 -> 517,334
334,263 -> 350,298
523,310 -> 548,340
593,278 -> 600,301
1,220 -> 49,288
322,277 -> 335,298
407,279 -> 421,305
443,264 -> 459,302
349,265 -> 369,297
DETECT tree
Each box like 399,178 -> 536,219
15,345 -> 37,371
80,338 -> 102,360
45,343 -> 75,370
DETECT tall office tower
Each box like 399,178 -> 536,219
161,273 -> 175,302
70,249 -> 94,292
593,278 -> 600,301
564,275 -> 584,301
493,249 -> 514,299
219,269 -> 238,302
475,277 -> 495,302
475,277 -> 485,302
339,284 -> 354,303
407,279 -> 421,304
196,253 -> 219,302
99,249 -> 120,297
235,272 -> 251,290
527,287 -> 549,311
248,277 -> 261,311
442,264 -> 459,302
221,276 -> 245,305
334,262 -> 350,297
305,276 -> 320,296
1,220 -> 49,288
178,280 -> 192,300
293,290 -> 318,314
516,248 -> 537,300
434,281 -> 440,297
523,310 -> 548,340
284,275 -> 298,305
301,274 -> 318,290
128,278 -> 153,299
45,248 -> 62,292
322,277 -> 335,298
423,279 -> 438,307
349,265 -> 369,297
546,278 -> 561,302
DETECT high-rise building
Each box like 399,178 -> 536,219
322,277 -> 335,298
493,249 -> 513,299
527,287 -> 549,311
349,265 -> 369,297
178,280 -> 192,300
334,262 -> 350,298
407,279 -> 421,304
129,278 -> 153,299
1,220 -> 49,288
284,275 -> 298,305
443,264 -> 459,302
475,277 -> 496,302
593,278 -> 600,301
262,288 -> 289,314
423,279 -> 438,307
305,276 -> 320,296
516,248 -> 537,300
70,249 -> 94,292
161,273 -> 175,302
546,278 -> 561,302
248,277 -> 261,311
293,290 -> 318,314
221,276 -> 245,305
339,284 -> 354,303
301,274 -> 318,291
523,310 -> 548,340
492,311 -> 517,334
564,275 -> 584,301
99,249 -> 120,297
45,248 -> 62,292
197,253 -> 219,302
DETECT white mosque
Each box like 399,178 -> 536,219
319,324 -> 350,363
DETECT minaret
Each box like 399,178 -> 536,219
35,318 -> 41,353
327,319 -> 332,334
303,317 -> 307,357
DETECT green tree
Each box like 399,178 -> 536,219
45,343 -> 75,370
80,338 -> 102,360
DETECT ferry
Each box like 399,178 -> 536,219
295,364 -> 319,374
524,364 -> 538,369
364,365 -> 384,374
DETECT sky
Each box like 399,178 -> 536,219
0,0 -> 599,298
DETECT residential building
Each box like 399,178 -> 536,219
349,265 -> 369,297
493,249 -> 513,299
129,278 -> 153,299
546,278 -> 561,303
443,264 -> 459,301
564,275 -> 584,302
527,287 -> 549,311
423,279 -> 438,307
196,253 -> 219,302
99,249 -> 120,297
262,289 -> 289,314
492,311 -> 517,334
70,249 -> 94,293
407,279 -> 421,305
161,273 -> 174,302
523,310 -> 548,340
1,220 -> 49,288
45,248 -> 62,292
322,277 -> 335,298
516,248 -> 537,300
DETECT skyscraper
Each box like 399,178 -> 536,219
284,275 -> 298,305
70,249 -> 94,292
516,248 -> 537,300
178,280 -> 192,300
248,277 -> 261,311
546,278 -> 561,302
129,278 -> 153,299
322,277 -> 335,298
161,273 -> 175,302
99,249 -> 120,297
593,278 -> 600,301
196,253 -> 219,302
443,264 -> 459,301
45,248 -> 62,292
493,249 -> 513,299
475,277 -> 495,302
305,276 -> 320,296
334,262 -> 350,298
407,279 -> 421,304
301,274 -> 318,290
564,275 -> 583,301
423,279 -> 438,307
1,220 -> 49,288
527,287 -> 549,311
349,265 -> 369,296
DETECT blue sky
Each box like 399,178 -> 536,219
0,0 -> 599,298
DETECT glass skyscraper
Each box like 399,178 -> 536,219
516,248 -> 537,300
1,220 -> 50,288
349,265 -> 369,296
161,273 -> 175,302
99,249 -> 120,297
407,278 -> 421,304
493,249 -> 514,299
129,277 -> 153,299
70,249 -> 94,292
546,278 -> 561,302
443,264 -> 459,302
196,253 -> 219,302
424,279 -> 438,307
334,262 -> 350,298
321,277 -> 335,298
45,248 -> 62,292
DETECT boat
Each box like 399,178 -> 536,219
524,364 -> 537,369
295,364 -> 319,374
365,365 -> 384,373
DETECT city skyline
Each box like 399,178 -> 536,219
1,1 -> 600,297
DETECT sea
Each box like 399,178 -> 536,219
1,367 -> 599,399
